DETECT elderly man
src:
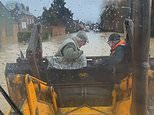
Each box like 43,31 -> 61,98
48,31 -> 89,69
94,33 -> 126,72
106,33 -> 126,65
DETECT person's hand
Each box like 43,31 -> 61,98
93,59 -> 102,65
101,60 -> 108,66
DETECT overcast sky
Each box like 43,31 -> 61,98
1,0 -> 105,23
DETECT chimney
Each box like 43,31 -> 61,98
26,6 -> 29,11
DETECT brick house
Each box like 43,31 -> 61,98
51,26 -> 66,36
0,1 -> 18,45
6,2 -> 35,32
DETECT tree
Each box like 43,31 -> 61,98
41,0 -> 73,26
100,0 -> 128,32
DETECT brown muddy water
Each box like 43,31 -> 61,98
0,32 -> 154,113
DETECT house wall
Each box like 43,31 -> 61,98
0,2 -> 18,45
0,23 -> 18,44
51,26 -> 66,36
18,14 -> 35,32
13,23 -> 19,42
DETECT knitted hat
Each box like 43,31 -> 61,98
77,31 -> 89,43
108,33 -> 121,41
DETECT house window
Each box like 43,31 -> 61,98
21,22 -> 27,29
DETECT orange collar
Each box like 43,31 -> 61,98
111,40 -> 126,51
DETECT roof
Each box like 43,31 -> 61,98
0,1 -> 12,18
5,1 -> 33,16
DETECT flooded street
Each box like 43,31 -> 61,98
0,0 -> 153,114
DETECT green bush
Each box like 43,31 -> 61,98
42,32 -> 50,41
66,26 -> 76,33
17,32 -> 31,42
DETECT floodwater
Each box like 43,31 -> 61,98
0,32 -> 154,113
